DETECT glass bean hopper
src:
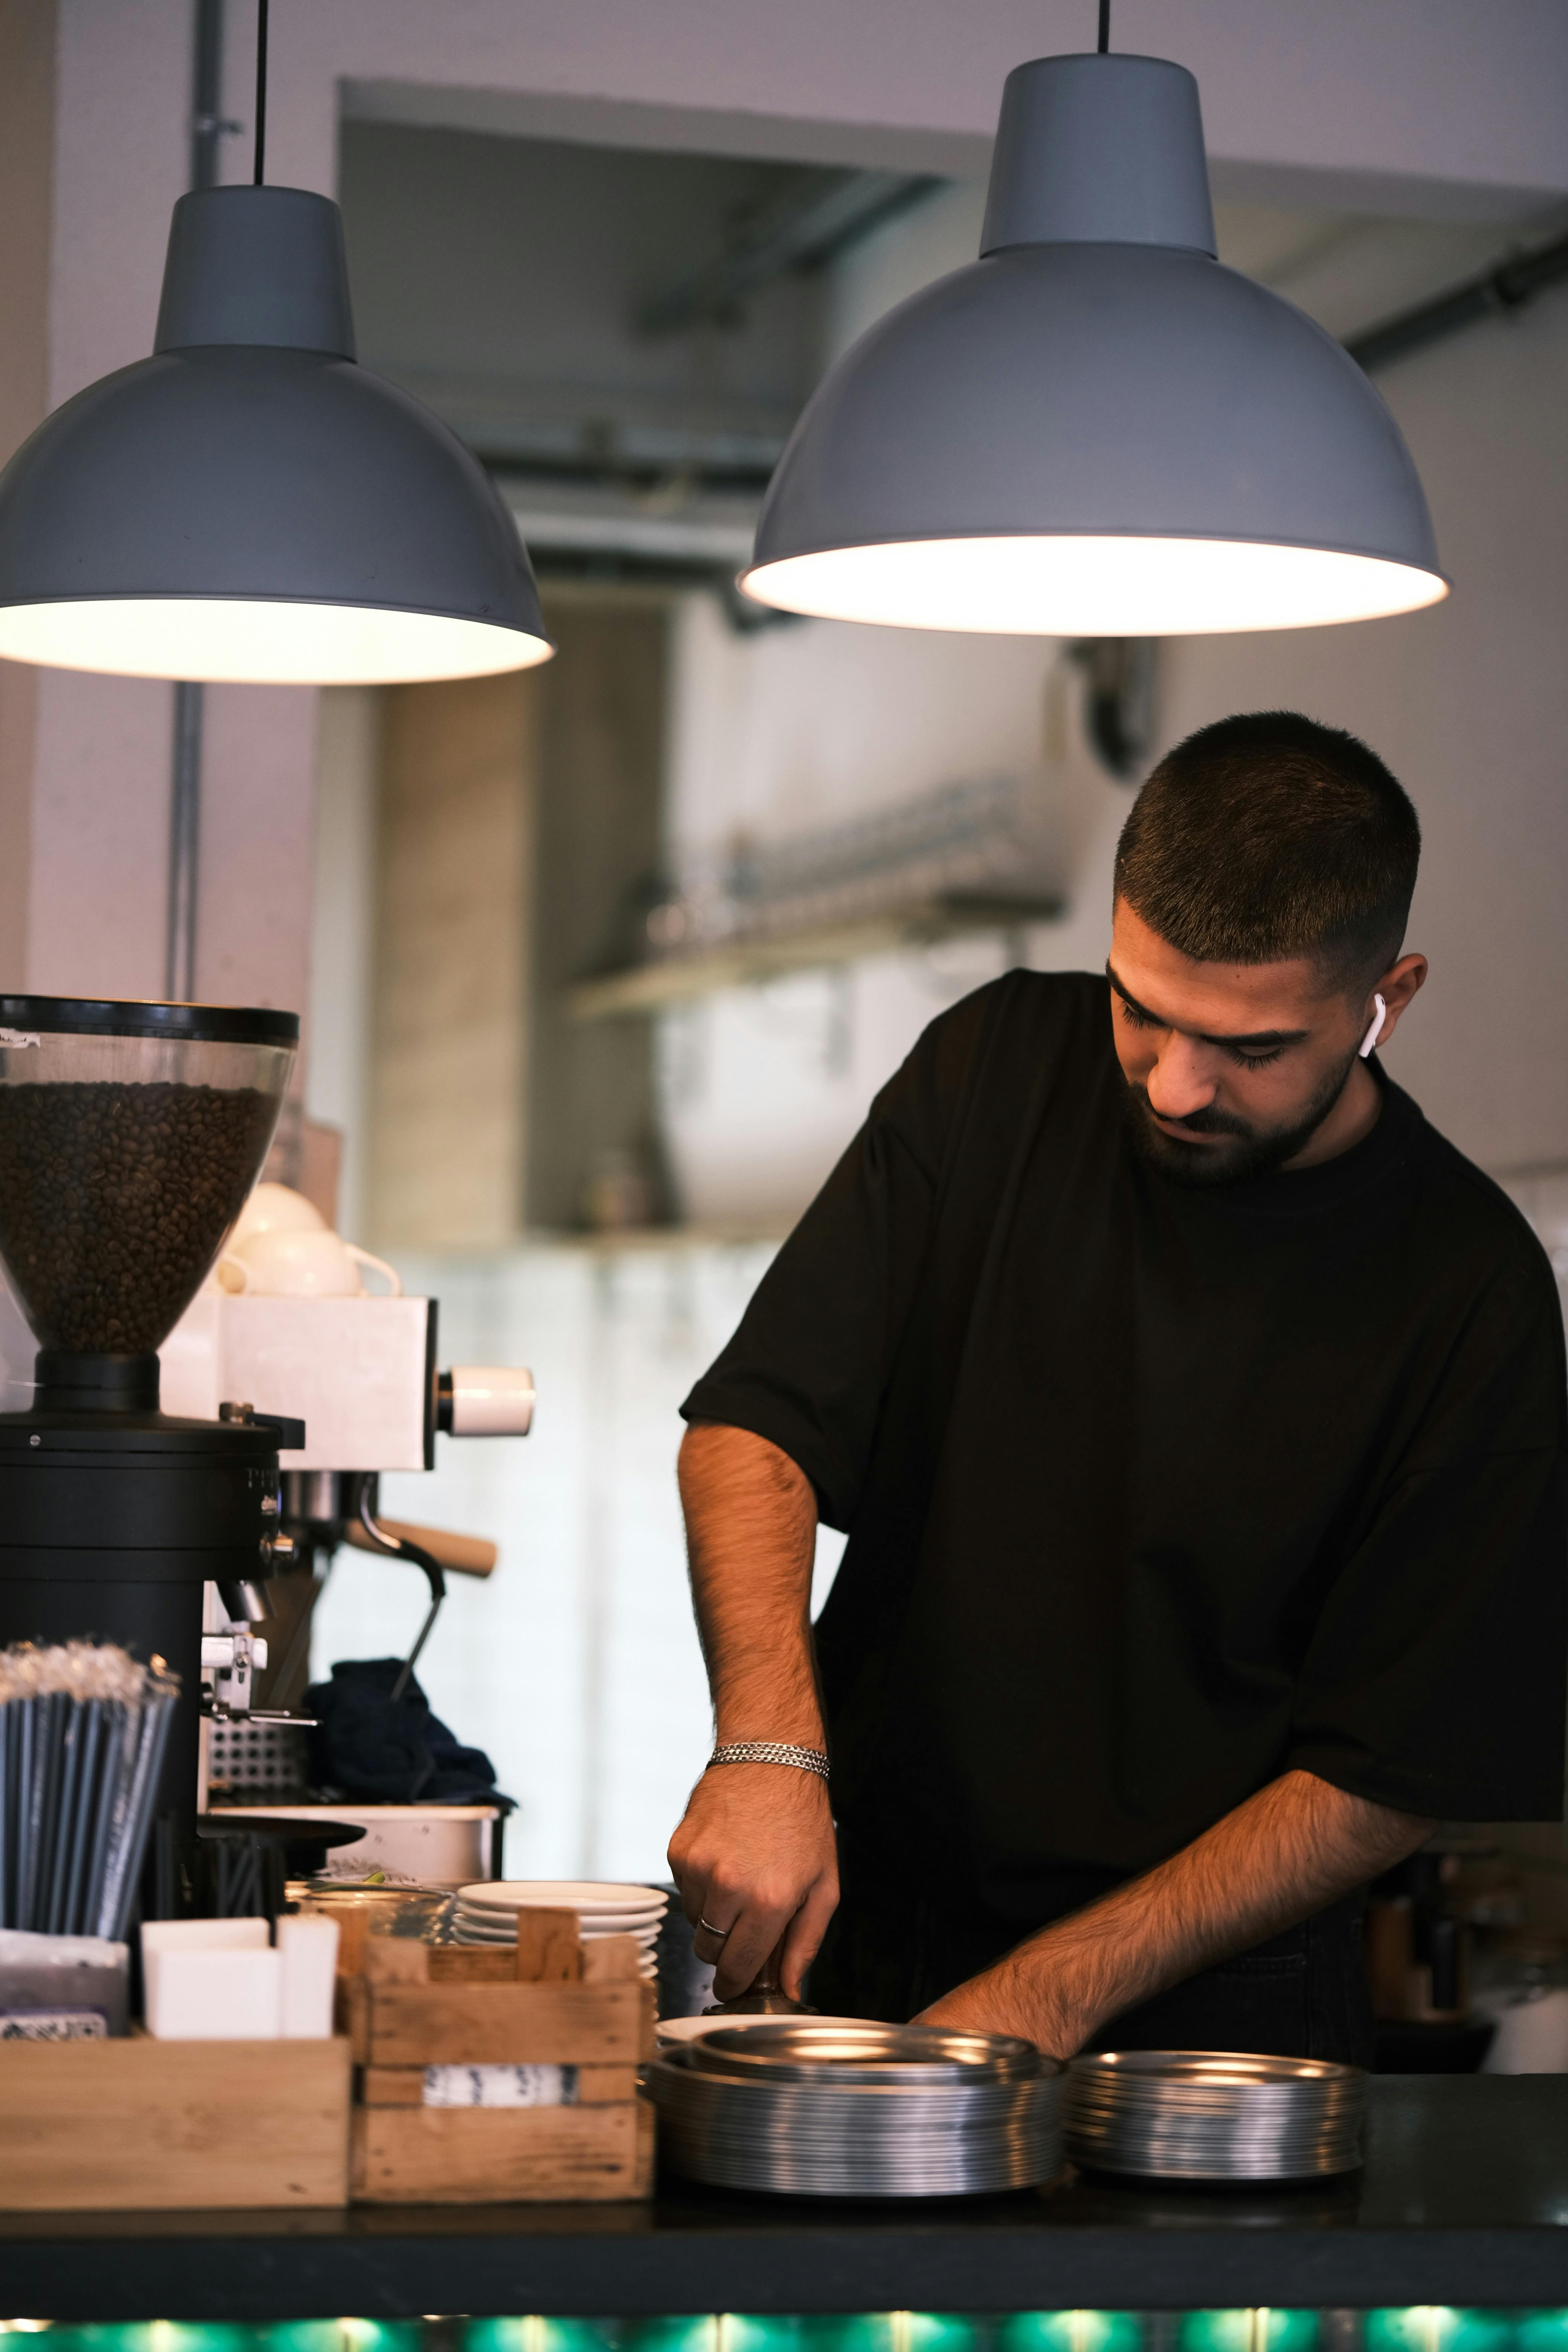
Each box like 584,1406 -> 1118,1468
0,997 -> 295,1407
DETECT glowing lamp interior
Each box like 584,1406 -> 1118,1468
741,536 -> 1450,637
0,596 -> 554,684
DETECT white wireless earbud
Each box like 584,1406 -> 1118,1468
1358,992 -> 1387,1059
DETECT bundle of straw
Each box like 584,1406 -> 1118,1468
0,1641 -> 180,1940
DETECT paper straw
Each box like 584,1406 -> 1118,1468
81,1700 -> 130,1937
104,1686 -> 178,1942
43,1698 -> 86,1935
5,1700 -> 21,1930
18,1695 -> 41,1931
94,1698 -> 150,1940
91,1692 -> 154,1942
60,1698 -> 104,1936
37,1692 -> 70,1931
0,1699 -> 12,1929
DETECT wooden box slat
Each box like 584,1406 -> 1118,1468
0,2037 -> 351,2211
351,2097 -> 654,2203
365,1979 -> 653,2066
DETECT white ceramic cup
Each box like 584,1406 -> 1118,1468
219,1228 -> 403,1299
231,1181 -> 326,1245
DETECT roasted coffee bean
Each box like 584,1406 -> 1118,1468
0,1082 -> 276,1354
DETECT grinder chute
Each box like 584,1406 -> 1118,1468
0,996 -> 299,1859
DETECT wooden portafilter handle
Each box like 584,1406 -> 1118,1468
344,1517 -> 498,1577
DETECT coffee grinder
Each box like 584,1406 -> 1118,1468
0,995 -> 300,1864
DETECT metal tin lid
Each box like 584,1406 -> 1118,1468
0,997 -> 299,1044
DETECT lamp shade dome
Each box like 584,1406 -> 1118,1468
0,187 -> 551,683
742,54 -> 1446,637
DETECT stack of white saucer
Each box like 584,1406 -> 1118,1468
451,1880 -> 666,1984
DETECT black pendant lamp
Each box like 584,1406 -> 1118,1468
742,8 -> 1446,638
0,3 -> 551,684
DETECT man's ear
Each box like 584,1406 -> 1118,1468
1365,952 -> 1427,1049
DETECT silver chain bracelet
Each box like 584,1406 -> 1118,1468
709,1740 -> 830,1782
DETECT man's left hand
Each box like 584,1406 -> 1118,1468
916,1955 -> 1081,2058
910,1769 -> 1432,2057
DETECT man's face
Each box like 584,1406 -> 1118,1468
1107,900 -> 1372,1186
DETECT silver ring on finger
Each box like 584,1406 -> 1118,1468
698,1915 -> 732,1939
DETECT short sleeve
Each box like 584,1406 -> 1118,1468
680,991 -> 988,1528
1287,1246 -> 1568,1821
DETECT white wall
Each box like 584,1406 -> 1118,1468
654,591 -> 1136,1226
655,587 -> 1065,1223
665,562 -> 1058,854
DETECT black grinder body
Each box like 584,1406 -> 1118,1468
0,1400 -> 283,1824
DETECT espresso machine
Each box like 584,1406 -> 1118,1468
0,995 -> 301,1843
159,1215 -> 536,1810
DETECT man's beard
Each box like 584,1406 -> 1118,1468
1122,1046 -> 1361,1188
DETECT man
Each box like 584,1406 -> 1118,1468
668,711 -> 1567,2062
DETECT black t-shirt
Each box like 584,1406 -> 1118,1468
683,971 -> 1568,1922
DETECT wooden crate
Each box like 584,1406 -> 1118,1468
0,2035 -> 351,2211
346,1914 -> 655,2203
352,2097 -> 655,2203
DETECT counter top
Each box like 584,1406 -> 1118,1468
4,2078 -> 1568,2320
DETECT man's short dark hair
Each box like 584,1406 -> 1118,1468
1113,710 -> 1420,995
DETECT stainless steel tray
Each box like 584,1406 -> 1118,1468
649,2018 -> 1063,2197
1066,2048 -> 1366,2180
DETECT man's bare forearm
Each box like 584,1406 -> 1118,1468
668,1423 -> 839,2001
919,1769 -> 1432,2055
678,1421 -> 822,1743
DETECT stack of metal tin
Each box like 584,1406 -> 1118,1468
1065,2050 -> 1366,2179
648,2018 -> 1063,2196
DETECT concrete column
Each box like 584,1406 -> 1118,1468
368,669 -> 540,1250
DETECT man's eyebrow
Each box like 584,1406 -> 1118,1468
1105,962 -> 1311,1052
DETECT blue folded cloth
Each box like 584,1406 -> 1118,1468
304,1657 -> 508,1805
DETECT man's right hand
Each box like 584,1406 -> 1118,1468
668,1759 -> 839,2001
671,1421 -> 837,2000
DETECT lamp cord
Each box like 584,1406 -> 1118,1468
253,0 -> 268,183
1098,0 -> 1110,51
